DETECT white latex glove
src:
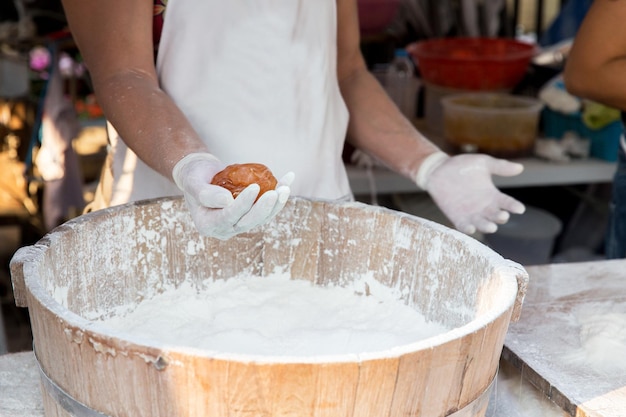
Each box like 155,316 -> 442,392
172,153 -> 294,240
415,152 -> 525,235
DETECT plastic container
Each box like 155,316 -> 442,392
424,82 -> 467,134
542,108 -> 622,162
386,48 -> 418,119
407,37 -> 535,91
484,206 -> 562,266
423,82 -> 510,134
441,93 -> 543,158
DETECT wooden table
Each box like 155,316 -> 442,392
502,260 -> 626,417
347,118 -> 617,197
347,157 -> 617,196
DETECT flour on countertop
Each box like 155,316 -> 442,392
564,301 -> 626,375
95,272 -> 450,357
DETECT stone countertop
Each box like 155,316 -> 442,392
502,259 -> 626,417
0,351 -> 44,417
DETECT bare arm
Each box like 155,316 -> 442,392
60,0 -> 209,180
334,0 -> 524,235
335,0 -> 441,181
564,0 -> 626,111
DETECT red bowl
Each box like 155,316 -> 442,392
357,0 -> 401,35
407,37 -> 536,91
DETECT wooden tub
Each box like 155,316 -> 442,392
10,197 -> 528,417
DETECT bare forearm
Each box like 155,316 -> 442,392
61,0 -> 208,181
339,68 -> 441,180
93,70 -> 209,180
564,0 -> 626,111
565,58 -> 626,111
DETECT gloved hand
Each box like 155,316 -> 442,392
172,153 -> 294,240
415,152 -> 525,235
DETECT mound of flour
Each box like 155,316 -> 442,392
96,273 -> 450,357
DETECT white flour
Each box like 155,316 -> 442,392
96,272 -> 449,357
565,301 -> 626,375
486,366 -> 569,417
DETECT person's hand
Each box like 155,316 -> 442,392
172,153 -> 294,240
415,152 -> 525,235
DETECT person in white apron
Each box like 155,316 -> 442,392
60,0 -> 526,239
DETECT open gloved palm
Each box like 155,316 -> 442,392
173,153 -> 293,240
418,152 -> 526,235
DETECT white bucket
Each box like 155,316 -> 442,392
484,206 -> 563,265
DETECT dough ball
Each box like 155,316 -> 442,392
211,163 -> 278,201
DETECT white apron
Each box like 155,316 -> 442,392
104,0 -> 352,207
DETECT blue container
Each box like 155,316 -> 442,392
542,108 -> 622,162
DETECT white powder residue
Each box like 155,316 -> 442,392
487,365 -> 569,417
96,273 -> 449,357
564,301 -> 626,375
52,284 -> 70,307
